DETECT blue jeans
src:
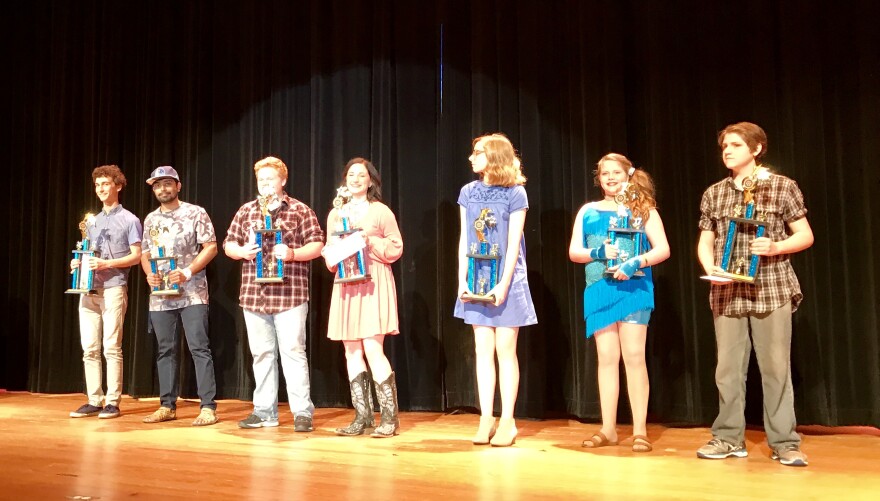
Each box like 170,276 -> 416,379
711,302 -> 800,449
149,305 -> 217,410
243,303 -> 314,419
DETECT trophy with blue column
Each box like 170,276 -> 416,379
461,208 -> 501,303
605,191 -> 646,277
66,213 -> 98,295
147,225 -> 181,295
254,194 -> 284,283
331,187 -> 371,285
710,173 -> 768,283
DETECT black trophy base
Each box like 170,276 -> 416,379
466,253 -> 500,260
460,293 -> 496,303
709,271 -> 756,284
335,274 -> 371,285
151,289 -> 182,296
65,288 -> 97,295
255,277 -> 284,284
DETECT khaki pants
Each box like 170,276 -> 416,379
78,286 -> 127,407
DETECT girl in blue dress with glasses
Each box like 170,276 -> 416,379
454,133 -> 537,447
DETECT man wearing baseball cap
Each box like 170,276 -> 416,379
140,166 -> 220,426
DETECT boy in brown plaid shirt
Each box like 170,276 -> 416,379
224,156 -> 325,431
696,122 -> 814,466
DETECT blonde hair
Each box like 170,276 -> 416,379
594,153 -> 657,222
474,133 -> 526,187
253,156 -> 289,181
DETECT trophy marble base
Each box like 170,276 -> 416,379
460,293 -> 496,303
706,271 -> 755,284
65,288 -> 97,295
151,289 -> 182,296
335,274 -> 371,285
255,277 -> 284,284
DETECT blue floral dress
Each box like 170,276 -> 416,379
453,181 -> 538,328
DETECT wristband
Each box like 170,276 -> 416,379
588,246 -> 607,260
181,267 -> 193,280
618,257 -> 641,278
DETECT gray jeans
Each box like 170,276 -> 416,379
711,302 -> 800,449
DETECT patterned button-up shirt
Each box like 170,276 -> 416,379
699,172 -> 808,316
224,193 -> 325,314
86,204 -> 142,288
142,202 -> 215,311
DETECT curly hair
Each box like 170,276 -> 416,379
594,153 -> 657,223
474,133 -> 526,187
92,165 -> 127,188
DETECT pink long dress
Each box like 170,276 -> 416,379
325,201 -> 403,341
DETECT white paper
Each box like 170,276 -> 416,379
700,275 -> 733,284
324,232 -> 367,265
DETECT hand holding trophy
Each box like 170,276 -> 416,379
254,192 -> 284,283
330,186 -> 370,284
604,184 -> 646,279
703,167 -> 771,284
147,224 -> 181,295
66,213 -> 98,295
461,208 -> 500,303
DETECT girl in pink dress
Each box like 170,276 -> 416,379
323,158 -> 404,437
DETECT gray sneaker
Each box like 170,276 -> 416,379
294,415 -> 313,432
697,438 -> 748,459
771,445 -> 808,467
238,413 -> 279,429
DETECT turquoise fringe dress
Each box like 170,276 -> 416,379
582,206 -> 654,337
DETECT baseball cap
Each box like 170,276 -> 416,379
146,166 -> 180,185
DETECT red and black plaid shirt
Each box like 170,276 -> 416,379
224,194 -> 325,314
699,173 -> 808,316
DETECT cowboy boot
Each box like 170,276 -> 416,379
371,372 -> 400,437
335,371 -> 375,436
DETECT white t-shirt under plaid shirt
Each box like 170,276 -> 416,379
699,172 -> 808,316
224,193 -> 325,315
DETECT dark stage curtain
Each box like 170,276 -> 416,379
3,0 -> 878,427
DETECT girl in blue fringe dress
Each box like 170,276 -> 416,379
568,153 -> 670,453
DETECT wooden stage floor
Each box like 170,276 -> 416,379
1,392 -> 877,500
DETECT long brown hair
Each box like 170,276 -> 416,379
474,133 -> 526,187
594,153 -> 657,222
340,157 -> 383,202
